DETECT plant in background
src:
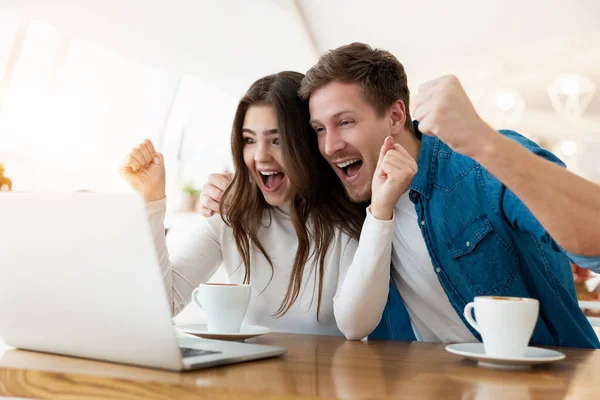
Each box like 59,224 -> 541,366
181,183 -> 201,212
183,183 -> 201,197
0,163 -> 12,191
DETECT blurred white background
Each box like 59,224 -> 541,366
0,0 -> 598,200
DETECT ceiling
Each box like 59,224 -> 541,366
0,0 -> 319,99
295,0 -> 600,88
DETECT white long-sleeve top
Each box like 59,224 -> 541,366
146,198 -> 394,338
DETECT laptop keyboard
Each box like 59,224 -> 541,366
180,347 -> 222,359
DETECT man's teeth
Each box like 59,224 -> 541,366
336,159 -> 361,168
259,171 -> 281,176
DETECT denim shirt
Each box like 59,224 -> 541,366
370,123 -> 600,349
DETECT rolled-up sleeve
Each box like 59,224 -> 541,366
565,252 -> 600,273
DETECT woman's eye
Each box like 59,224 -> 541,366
244,137 -> 255,144
273,138 -> 280,145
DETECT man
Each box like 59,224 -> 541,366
202,43 -> 599,348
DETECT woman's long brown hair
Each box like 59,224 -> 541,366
221,71 -> 366,319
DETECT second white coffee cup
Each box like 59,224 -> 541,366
463,296 -> 539,358
191,283 -> 252,333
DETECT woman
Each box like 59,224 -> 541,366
120,72 -> 393,337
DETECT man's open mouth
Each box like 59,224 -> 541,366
336,158 -> 363,178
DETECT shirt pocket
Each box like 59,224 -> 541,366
449,216 -> 518,295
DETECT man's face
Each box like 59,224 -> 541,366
309,81 -> 391,203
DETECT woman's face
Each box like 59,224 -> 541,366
242,104 -> 292,206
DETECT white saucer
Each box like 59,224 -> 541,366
445,343 -> 566,369
176,324 -> 271,341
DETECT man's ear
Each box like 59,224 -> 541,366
389,100 -> 407,134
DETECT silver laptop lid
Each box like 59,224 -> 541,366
0,193 -> 182,370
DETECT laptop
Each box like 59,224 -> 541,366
0,192 -> 286,371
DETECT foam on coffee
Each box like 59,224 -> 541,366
490,296 -> 524,301
204,283 -> 243,287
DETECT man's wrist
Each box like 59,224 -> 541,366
468,123 -> 503,163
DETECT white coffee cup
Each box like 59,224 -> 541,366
191,283 -> 251,333
463,296 -> 539,358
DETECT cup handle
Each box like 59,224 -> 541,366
463,302 -> 480,333
191,288 -> 203,309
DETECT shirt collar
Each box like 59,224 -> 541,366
410,120 -> 440,200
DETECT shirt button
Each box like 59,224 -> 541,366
420,220 -> 425,226
466,241 -> 471,247
436,268 -> 441,273
410,192 -> 418,199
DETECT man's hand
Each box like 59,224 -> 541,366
199,172 -> 234,217
370,136 -> 418,220
413,75 -> 497,158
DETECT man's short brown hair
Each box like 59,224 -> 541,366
299,42 -> 413,132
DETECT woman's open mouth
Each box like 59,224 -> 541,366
259,170 -> 285,192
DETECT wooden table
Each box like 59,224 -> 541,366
0,333 -> 598,399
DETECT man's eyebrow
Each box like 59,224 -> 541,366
310,109 -> 354,125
